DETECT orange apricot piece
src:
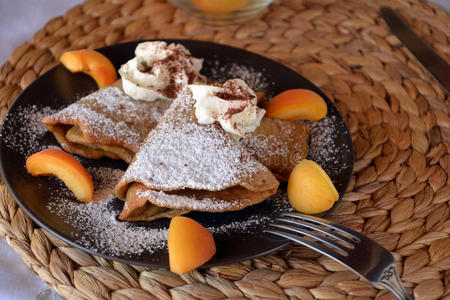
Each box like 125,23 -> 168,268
26,149 -> 94,203
168,216 -> 216,274
60,49 -> 117,88
191,0 -> 250,14
287,159 -> 338,214
266,89 -> 327,121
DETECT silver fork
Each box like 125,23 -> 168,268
266,212 -> 412,300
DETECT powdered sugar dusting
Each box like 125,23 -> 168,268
2,105 -> 58,156
48,167 -> 168,255
300,115 -> 349,176
207,61 -> 274,93
208,191 -> 293,235
209,215 -> 271,235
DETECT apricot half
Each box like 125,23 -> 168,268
168,216 -> 216,274
26,149 -> 94,203
266,89 -> 327,121
287,159 -> 338,214
60,49 -> 117,88
192,0 -> 250,14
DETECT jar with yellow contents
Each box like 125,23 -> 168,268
169,0 -> 273,27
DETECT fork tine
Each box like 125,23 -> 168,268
265,229 -> 347,261
276,217 -> 355,248
270,223 -> 350,255
281,212 -> 361,241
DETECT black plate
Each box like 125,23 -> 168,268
0,40 -> 353,268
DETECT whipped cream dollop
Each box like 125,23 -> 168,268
119,41 -> 206,101
189,79 -> 265,138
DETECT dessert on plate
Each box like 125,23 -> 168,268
115,91 -> 279,221
44,42 -> 309,180
21,40 -> 341,273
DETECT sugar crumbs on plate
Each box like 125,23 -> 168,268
2,105 -> 58,156
207,61 -> 274,93
48,166 -> 168,256
208,191 -> 293,235
300,115 -> 350,177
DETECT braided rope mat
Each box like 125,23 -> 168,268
0,0 -> 449,299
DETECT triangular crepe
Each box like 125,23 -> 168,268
115,91 -> 280,220
43,80 -> 170,163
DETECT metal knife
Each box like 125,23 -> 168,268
380,6 -> 450,93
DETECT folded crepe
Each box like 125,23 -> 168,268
241,117 -> 309,181
115,92 -> 280,221
43,80 -> 171,163
43,81 -> 309,179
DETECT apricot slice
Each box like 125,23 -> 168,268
26,149 -> 94,203
60,49 -> 117,88
266,89 -> 327,121
287,159 -> 338,214
168,216 -> 216,274
192,0 -> 250,14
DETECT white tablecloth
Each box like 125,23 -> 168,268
0,0 -> 448,299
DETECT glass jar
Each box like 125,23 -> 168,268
169,0 -> 273,27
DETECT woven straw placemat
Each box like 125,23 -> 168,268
0,0 -> 449,299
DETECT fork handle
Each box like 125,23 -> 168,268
377,264 -> 413,300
